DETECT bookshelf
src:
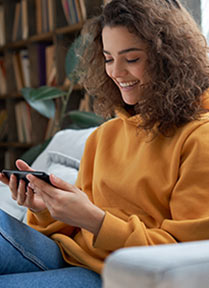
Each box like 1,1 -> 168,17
0,0 -> 103,170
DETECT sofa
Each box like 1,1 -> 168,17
1,127 -> 209,288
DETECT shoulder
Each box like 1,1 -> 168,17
178,116 -> 209,153
180,115 -> 209,138
86,117 -> 123,143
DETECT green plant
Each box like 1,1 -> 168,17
21,36 -> 105,132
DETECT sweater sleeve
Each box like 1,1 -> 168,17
80,122 -> 209,251
27,209 -> 75,236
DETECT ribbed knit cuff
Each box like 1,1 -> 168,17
93,211 -> 131,251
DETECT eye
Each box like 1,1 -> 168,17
104,58 -> 113,64
126,58 -> 140,63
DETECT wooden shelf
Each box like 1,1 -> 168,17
56,22 -> 84,35
0,0 -> 103,169
0,92 -> 22,100
4,23 -> 83,50
0,142 -> 33,149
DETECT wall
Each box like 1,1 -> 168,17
180,0 -> 201,26
201,0 -> 209,43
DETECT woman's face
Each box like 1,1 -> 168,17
102,25 -> 149,105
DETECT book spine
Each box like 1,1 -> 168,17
38,43 -> 47,86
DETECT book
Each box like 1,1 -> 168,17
27,0 -> 36,37
12,52 -> 24,91
36,0 -> 42,34
15,102 -> 25,143
48,0 -> 55,31
71,0 -> 79,23
42,0 -> 49,33
46,44 -> 56,86
20,101 -> 32,143
15,101 -> 32,143
78,0 -> 86,21
0,109 -> 8,141
16,1 -> 23,41
12,2 -> 21,42
19,49 -> 31,87
0,57 -> 6,94
61,0 -> 71,25
74,0 -> 83,22
44,117 -> 55,140
0,5 -> 5,46
37,43 -> 47,86
79,0 -> 103,20
54,0 -> 68,28
22,0 -> 29,39
68,0 -> 77,24
47,66 -> 57,86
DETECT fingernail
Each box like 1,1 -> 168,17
26,174 -> 33,181
28,182 -> 34,189
51,174 -> 57,181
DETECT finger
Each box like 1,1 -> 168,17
25,186 -> 34,207
9,175 -> 18,200
26,174 -> 55,198
49,174 -> 75,191
16,159 -> 34,172
17,180 -> 27,206
0,173 -> 9,185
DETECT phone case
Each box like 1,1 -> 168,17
2,170 -> 52,186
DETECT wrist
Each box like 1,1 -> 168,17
85,204 -> 105,236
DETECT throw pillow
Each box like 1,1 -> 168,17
46,151 -> 80,185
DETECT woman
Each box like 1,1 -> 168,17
1,0 -> 209,286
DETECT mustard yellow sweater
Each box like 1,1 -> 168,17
28,90 -> 209,274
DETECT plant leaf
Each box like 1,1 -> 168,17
21,87 -> 56,119
65,34 -> 93,83
65,37 -> 82,83
24,86 -> 66,101
67,111 -> 105,128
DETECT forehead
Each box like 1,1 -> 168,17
102,25 -> 146,51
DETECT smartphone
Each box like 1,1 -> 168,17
2,169 -> 52,186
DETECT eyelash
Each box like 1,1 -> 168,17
104,58 -> 140,64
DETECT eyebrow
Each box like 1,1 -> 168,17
103,48 -> 144,55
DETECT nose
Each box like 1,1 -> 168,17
109,60 -> 127,78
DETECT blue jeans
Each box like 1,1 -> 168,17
0,209 -> 102,287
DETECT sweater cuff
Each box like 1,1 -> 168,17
93,211 -> 131,251
27,208 -> 55,227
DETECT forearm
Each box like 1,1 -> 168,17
82,203 -> 105,236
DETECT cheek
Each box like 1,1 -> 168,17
133,67 -> 144,78
133,67 -> 147,82
105,65 -> 112,78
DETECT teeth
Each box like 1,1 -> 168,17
119,81 -> 139,88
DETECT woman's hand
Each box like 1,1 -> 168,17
27,173 -> 105,236
0,159 -> 47,213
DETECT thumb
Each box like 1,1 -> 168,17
49,174 -> 74,191
16,159 -> 34,171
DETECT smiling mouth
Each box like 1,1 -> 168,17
119,80 -> 139,88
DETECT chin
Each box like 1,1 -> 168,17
122,94 -> 139,106
123,99 -> 138,106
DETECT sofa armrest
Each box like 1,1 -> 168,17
0,183 -> 27,222
102,241 -> 209,288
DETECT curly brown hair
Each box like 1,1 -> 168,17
77,0 -> 209,135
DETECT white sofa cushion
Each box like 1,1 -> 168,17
46,151 -> 80,184
0,182 -> 27,222
103,241 -> 209,288
32,127 -> 96,171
